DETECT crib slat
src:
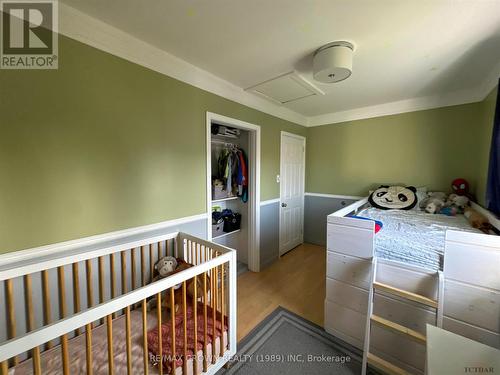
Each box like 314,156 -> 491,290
110,253 -> 117,319
125,306 -> 132,374
193,275 -> 198,375
1,361 -> 8,374
141,246 -> 146,287
98,256 -> 105,303
98,256 -> 106,324
24,275 -> 41,375
42,270 -> 53,349
157,292 -> 163,375
150,244 -> 154,282
106,315 -> 114,375
170,288 -> 176,375
182,281 -> 188,375
72,263 -> 82,336
121,251 -> 127,314
157,241 -> 162,260
142,299 -> 149,375
85,259 -> 95,330
5,279 -> 18,366
220,261 -> 225,356
212,264 -> 218,364
58,266 -> 70,375
131,248 -> 137,292
86,322 -> 93,375
203,272 -> 208,372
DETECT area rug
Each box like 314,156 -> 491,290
220,307 -> 376,374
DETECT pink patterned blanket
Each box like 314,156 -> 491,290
147,301 -> 228,372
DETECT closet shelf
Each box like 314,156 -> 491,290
212,196 -> 239,203
212,229 -> 240,240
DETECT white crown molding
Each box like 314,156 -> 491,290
306,82 -> 498,127
58,3 -> 498,129
58,3 -> 308,127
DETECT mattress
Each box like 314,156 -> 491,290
9,308 -> 227,375
358,208 -> 480,271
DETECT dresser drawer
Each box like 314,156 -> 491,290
324,299 -> 366,345
444,280 -> 500,333
326,251 -> 372,290
443,316 -> 500,349
326,277 -> 369,314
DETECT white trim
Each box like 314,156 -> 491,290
307,85 -> 497,127
260,198 -> 280,206
0,213 -> 207,269
58,3 -> 307,127
206,112 -> 261,272
305,192 -> 363,200
58,3 -> 498,128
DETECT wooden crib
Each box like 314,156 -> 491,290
0,231 -> 237,375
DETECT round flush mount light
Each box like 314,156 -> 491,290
313,41 -> 354,83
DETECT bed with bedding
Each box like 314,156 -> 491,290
357,207 -> 480,271
324,195 -> 500,375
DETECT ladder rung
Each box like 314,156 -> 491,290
371,314 -> 426,344
373,281 -> 438,308
367,353 -> 409,375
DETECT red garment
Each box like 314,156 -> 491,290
147,302 -> 228,372
238,151 -> 248,187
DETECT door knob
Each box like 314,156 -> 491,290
281,203 -> 287,207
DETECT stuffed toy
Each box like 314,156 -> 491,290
421,197 -> 445,214
368,185 -> 417,210
464,207 -> 492,234
451,178 -> 469,196
148,257 -> 209,312
419,192 -> 447,214
445,193 -> 470,213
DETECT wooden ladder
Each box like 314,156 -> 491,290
361,259 -> 444,375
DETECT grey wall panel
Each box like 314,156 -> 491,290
304,196 -> 358,246
260,202 -> 279,270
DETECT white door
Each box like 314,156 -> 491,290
279,132 -> 305,256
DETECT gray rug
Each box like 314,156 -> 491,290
220,307 -> 375,375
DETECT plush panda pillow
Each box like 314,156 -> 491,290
368,185 -> 418,210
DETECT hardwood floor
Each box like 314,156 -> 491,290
236,243 -> 326,341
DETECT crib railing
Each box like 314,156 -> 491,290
0,232 -> 237,375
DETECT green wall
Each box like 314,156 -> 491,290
306,101 -> 489,197
475,86 -> 498,206
0,35 -> 305,253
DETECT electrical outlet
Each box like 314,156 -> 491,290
276,175 -> 280,183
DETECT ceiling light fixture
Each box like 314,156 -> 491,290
313,41 -> 354,83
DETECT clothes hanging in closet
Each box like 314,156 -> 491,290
216,146 -> 248,202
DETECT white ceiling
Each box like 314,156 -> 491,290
61,0 -> 500,125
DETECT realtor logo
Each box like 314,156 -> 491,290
1,0 -> 58,69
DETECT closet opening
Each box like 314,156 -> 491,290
206,112 -> 261,273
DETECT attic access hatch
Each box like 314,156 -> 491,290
245,71 -> 324,105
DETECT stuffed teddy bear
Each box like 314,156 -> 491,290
148,256 -> 209,313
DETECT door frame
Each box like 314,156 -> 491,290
206,112 -> 261,272
279,131 -> 306,256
